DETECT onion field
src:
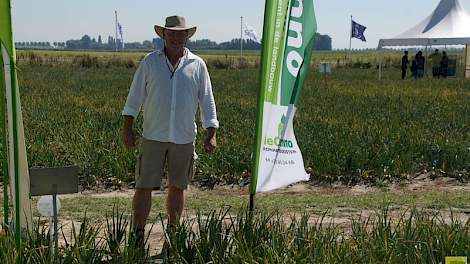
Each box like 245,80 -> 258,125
12,50 -> 469,187
0,50 -> 468,263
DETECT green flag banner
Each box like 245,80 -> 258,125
251,0 -> 317,193
0,0 -> 33,241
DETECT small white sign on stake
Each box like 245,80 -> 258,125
37,195 -> 61,217
37,195 -> 61,255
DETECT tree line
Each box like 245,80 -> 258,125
16,33 -> 332,51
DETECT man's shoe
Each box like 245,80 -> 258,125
153,240 -> 170,260
130,228 -> 145,249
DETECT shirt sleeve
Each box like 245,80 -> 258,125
122,58 -> 148,118
198,61 -> 219,129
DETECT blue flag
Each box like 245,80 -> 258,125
351,20 -> 366,41
118,23 -> 124,49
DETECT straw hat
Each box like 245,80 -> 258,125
154,16 -> 197,38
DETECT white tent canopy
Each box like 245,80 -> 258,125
377,0 -> 470,78
379,0 -> 470,47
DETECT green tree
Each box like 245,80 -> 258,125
80,35 -> 92,49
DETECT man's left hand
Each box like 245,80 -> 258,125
204,136 -> 216,154
204,128 -> 217,154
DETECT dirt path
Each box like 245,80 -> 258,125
58,172 -> 470,199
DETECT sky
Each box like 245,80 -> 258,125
11,0 -> 470,49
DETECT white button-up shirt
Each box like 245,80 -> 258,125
122,48 -> 219,144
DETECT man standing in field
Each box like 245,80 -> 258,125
401,51 -> 409,80
121,16 -> 219,247
416,51 -> 426,79
429,49 -> 442,78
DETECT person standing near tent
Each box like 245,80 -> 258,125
416,51 -> 426,79
121,16 -> 219,246
411,55 -> 418,79
401,51 -> 410,80
429,49 -> 442,78
440,51 -> 449,78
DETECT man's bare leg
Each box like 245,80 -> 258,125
167,185 -> 184,225
133,188 -> 153,229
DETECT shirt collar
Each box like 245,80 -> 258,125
156,47 -> 198,60
157,47 -> 186,57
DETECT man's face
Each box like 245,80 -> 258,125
164,29 -> 188,49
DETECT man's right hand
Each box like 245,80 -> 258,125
122,127 -> 137,149
122,115 -> 136,149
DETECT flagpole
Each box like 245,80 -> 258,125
240,16 -> 243,62
115,11 -> 118,52
349,15 -> 352,61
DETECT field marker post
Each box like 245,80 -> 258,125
52,194 -> 58,261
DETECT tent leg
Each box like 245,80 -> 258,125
465,45 -> 470,79
378,48 -> 382,80
425,45 -> 429,78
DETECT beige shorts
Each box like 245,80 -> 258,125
135,138 -> 195,190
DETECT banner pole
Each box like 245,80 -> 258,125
349,15 -> 352,61
10,47 -> 21,255
0,47 -> 9,227
249,0 -> 274,205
